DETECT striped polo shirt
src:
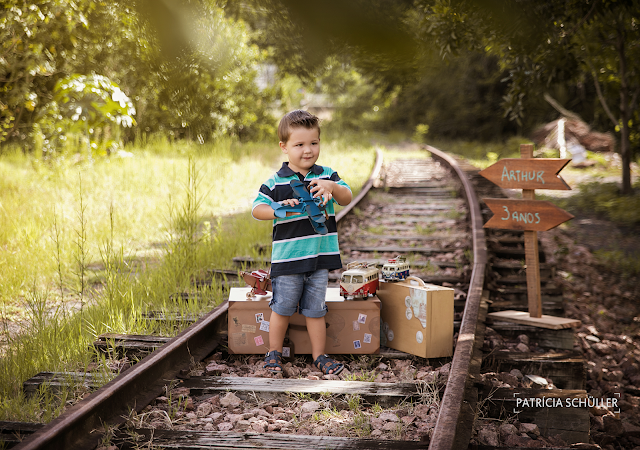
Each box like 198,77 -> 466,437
252,162 -> 351,277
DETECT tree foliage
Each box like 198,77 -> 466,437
0,0 -> 273,154
417,0 -> 640,193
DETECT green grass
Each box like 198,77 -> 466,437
429,136 -> 526,168
541,180 -> 640,226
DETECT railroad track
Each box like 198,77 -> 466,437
6,146 -> 593,449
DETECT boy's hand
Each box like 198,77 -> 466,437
280,198 -> 300,207
279,198 -> 303,216
308,179 -> 334,206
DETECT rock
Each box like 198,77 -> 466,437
196,403 -> 212,418
515,343 -> 530,352
402,415 -> 416,425
379,412 -> 400,422
234,419 -> 251,431
209,412 -> 223,421
203,423 -> 215,431
217,422 -> 233,431
205,363 -> 229,374
519,422 -> 540,436
517,334 -> 530,345
171,387 -> 190,397
220,392 -> 243,408
497,372 -> 519,386
370,418 -> 385,430
509,369 -> 524,380
416,371 -> 437,382
225,413 -> 243,423
603,415 -> 624,437
284,366 -> 301,378
323,374 -> 340,380
498,422 -> 519,438
604,369 -> 624,382
623,421 -> 640,438
377,362 -> 389,370
504,434 -> 535,447
437,363 -> 451,377
591,415 -> 605,431
416,422 -> 434,438
477,428 -> 499,446
370,429 -> 383,438
184,398 -> 195,411
251,420 -> 267,432
300,401 -> 321,414
382,422 -> 399,432
591,342 -> 612,356
414,404 -> 431,420
185,411 -> 197,420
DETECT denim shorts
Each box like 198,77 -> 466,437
270,269 -> 329,318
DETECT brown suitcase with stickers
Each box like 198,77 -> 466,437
227,287 -> 380,355
376,276 -> 454,358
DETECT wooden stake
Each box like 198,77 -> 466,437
520,144 -> 542,318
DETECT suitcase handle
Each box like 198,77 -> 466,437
406,276 -> 426,287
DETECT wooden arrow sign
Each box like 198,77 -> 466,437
483,198 -> 574,231
479,158 -> 571,190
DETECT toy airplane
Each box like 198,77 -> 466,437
241,269 -> 272,296
270,180 -> 329,235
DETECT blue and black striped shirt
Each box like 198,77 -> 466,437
252,162 -> 351,277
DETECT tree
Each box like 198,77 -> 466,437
51,74 -> 136,157
420,0 -> 640,194
574,0 -> 640,195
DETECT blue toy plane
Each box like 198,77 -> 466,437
270,180 -> 329,234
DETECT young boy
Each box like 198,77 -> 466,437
252,110 -> 352,375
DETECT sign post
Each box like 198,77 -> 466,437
479,144 -> 581,329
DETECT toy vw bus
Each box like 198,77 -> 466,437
381,256 -> 410,281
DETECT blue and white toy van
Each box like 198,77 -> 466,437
381,256 -> 410,281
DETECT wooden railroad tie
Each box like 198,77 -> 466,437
93,333 -> 172,355
182,376 -> 424,408
487,321 -> 576,350
347,245 -> 457,255
111,428 -> 431,449
0,421 -> 45,447
478,387 -> 590,444
23,372 -> 108,396
482,351 -> 586,390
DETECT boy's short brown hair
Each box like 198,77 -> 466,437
278,110 -> 320,143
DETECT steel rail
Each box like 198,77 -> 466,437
426,146 -> 487,450
15,303 -> 228,450
336,148 -> 383,222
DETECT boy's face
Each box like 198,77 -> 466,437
279,126 -> 320,176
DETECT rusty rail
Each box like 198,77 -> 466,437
427,146 -> 487,450
14,303 -> 228,450
336,147 -> 383,222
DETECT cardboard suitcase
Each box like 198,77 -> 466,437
377,276 -> 454,358
227,287 -> 380,355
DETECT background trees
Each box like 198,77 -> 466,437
1,0 -> 639,194
1,0 -> 273,154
